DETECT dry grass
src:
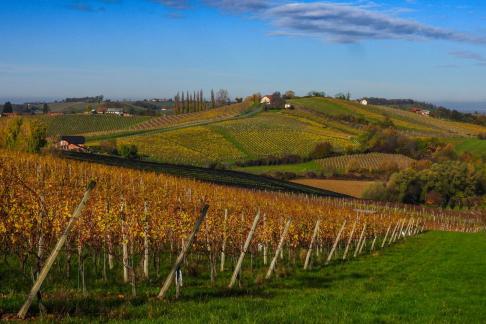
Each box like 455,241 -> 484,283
291,179 -> 377,198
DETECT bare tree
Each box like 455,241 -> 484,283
215,89 -> 229,107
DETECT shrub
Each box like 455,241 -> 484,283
309,142 -> 334,159
100,139 -> 118,155
305,172 -> 317,178
362,182 -> 389,201
378,160 -> 399,176
345,158 -> 361,173
119,144 -> 138,159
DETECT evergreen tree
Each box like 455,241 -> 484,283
186,91 -> 189,113
2,102 -> 13,114
181,92 -> 185,115
200,89 -> 204,111
25,120 -> 47,153
193,91 -> 196,112
3,117 -> 22,149
174,92 -> 180,114
211,89 -> 215,109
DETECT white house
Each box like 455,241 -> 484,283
260,96 -> 271,105
360,99 -> 368,106
284,103 -> 293,109
106,108 -> 124,116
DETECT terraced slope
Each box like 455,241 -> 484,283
117,111 -> 357,166
131,102 -> 252,131
236,153 -> 414,176
36,114 -> 151,136
316,153 -> 415,172
289,97 -> 486,137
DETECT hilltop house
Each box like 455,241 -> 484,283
106,108 -> 124,116
58,136 -> 88,152
260,96 -> 272,105
410,108 -> 430,116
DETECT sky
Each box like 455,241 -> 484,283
0,0 -> 486,109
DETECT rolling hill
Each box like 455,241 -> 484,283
115,111 -> 357,166
92,97 -> 486,167
3,97 -> 484,168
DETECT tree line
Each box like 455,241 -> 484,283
364,97 -> 486,126
174,89 -> 230,114
2,102 -> 50,114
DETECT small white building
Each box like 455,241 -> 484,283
360,99 -> 368,106
420,110 -> 430,116
106,108 -> 124,116
260,96 -> 271,105
284,103 -> 293,109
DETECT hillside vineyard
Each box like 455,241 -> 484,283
1,150 -> 484,305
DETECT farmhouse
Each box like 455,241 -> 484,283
360,99 -> 368,106
58,136 -> 88,152
410,108 -> 430,116
260,96 -> 272,105
106,108 -> 124,115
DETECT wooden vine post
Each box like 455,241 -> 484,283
228,211 -> 261,289
143,202 -> 149,279
370,235 -> 378,251
354,224 -> 367,258
398,219 -> 406,240
304,220 -> 320,270
325,220 -> 346,265
158,204 -> 209,299
343,219 -> 357,260
263,214 -> 268,266
388,221 -> 399,245
121,201 -> 129,283
265,218 -> 291,280
381,224 -> 391,248
18,181 -> 96,320
220,209 -> 228,272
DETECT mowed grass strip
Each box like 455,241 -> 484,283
454,138 -> 486,158
1,232 -> 485,322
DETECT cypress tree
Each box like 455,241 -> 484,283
3,102 -> 13,114
211,90 -> 215,109
186,91 -> 189,113
181,92 -> 185,115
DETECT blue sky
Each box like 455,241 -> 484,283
1,0 -> 486,108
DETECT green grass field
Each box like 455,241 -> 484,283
1,231 -> 485,322
454,138 -> 486,158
